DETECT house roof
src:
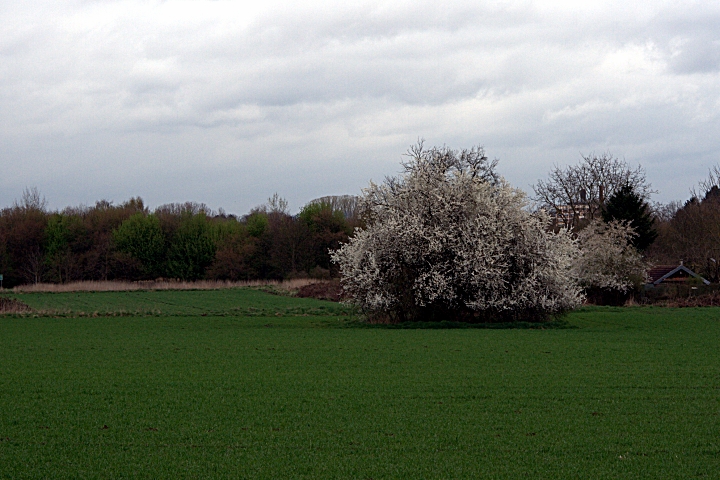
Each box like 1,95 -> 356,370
647,264 -> 710,285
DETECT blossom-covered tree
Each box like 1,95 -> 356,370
331,143 -> 582,323
574,220 -> 647,303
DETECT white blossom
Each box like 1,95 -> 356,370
331,144 -> 582,323
574,220 -> 648,293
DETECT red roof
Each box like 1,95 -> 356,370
648,265 -> 679,283
647,264 -> 710,285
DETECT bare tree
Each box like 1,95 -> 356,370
694,164 -> 720,201
17,187 -> 47,212
155,201 -> 213,217
266,193 -> 289,215
648,195 -> 720,283
650,201 -> 682,223
533,153 -> 654,229
22,248 -> 45,285
645,166 -> 720,282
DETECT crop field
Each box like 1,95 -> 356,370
1,289 -> 719,478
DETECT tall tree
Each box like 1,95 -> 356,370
648,167 -> 720,282
0,188 -> 49,286
44,213 -> 82,283
298,201 -> 351,274
113,213 -> 166,278
602,185 -> 657,251
165,212 -> 217,280
533,153 -> 654,230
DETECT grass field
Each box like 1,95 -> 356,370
1,289 -> 719,478
1,288 -> 350,318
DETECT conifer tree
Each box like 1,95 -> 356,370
602,185 -> 657,251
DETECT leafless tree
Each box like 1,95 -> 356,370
17,187 -> 47,212
645,166 -> 720,282
22,248 -> 45,285
266,193 -> 290,215
155,201 -> 213,217
648,196 -> 720,282
533,153 -> 654,229
650,201 -> 682,223
693,164 -> 720,200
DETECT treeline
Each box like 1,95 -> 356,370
648,185 -> 720,283
534,154 -> 720,285
5,156 -> 720,290
0,190 -> 360,288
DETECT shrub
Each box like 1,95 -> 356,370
574,220 -> 647,299
331,143 -> 582,323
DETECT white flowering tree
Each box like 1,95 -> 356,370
574,220 -> 648,300
331,143 -> 582,323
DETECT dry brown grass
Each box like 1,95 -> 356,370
624,296 -> 638,306
11,278 -> 319,294
0,297 -> 33,313
663,290 -> 720,308
295,279 -> 344,302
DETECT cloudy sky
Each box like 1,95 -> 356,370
2,0 -> 719,214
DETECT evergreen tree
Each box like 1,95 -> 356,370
602,185 -> 657,251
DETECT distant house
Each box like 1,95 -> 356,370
646,264 -> 710,287
553,203 -> 590,227
551,189 -> 595,228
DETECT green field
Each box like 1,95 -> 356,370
2,288 -> 351,318
1,290 -> 719,478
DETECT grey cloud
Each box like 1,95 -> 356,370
2,1 -> 720,212
668,37 -> 720,74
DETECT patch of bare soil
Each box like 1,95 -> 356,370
0,297 -> 33,313
295,279 -> 344,302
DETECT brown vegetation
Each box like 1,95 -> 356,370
0,297 -> 33,313
12,278 -> 318,293
664,291 -> 720,307
295,279 -> 344,302
648,194 -> 720,283
0,193 -> 359,288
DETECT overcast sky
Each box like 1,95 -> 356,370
2,0 -> 719,214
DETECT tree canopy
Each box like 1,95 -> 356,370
332,143 -> 581,323
533,153 -> 653,230
601,185 -> 657,251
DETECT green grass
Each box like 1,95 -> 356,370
5,288 -> 351,317
1,291 -> 719,478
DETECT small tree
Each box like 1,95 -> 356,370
331,143 -> 581,323
574,220 -> 647,304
